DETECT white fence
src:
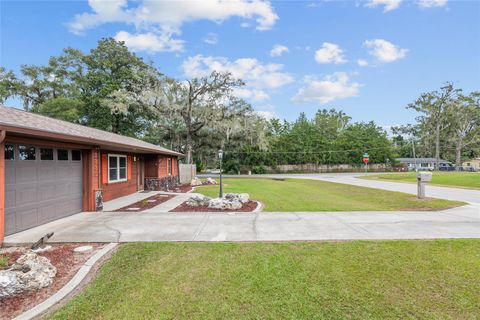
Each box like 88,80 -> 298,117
179,164 -> 197,184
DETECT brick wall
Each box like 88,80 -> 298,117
100,151 -> 139,202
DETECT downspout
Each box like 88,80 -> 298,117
0,130 -> 6,244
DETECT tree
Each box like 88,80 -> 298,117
449,92 -> 480,167
407,83 -> 460,170
153,72 -> 244,164
31,97 -> 83,122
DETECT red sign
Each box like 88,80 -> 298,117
362,157 -> 369,164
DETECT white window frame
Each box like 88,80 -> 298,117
108,154 -> 128,183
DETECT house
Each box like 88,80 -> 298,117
461,158 -> 480,171
0,106 -> 182,242
395,158 -> 454,171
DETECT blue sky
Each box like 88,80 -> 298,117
1,0 -> 479,129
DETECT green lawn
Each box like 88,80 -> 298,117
360,172 -> 480,189
196,178 -> 462,211
49,241 -> 480,320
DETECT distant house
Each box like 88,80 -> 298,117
0,106 -> 182,242
395,158 -> 454,171
461,158 -> 480,171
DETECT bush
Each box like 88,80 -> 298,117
223,159 -> 240,174
252,165 -> 266,174
195,160 -> 204,173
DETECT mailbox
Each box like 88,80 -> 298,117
417,171 -> 432,182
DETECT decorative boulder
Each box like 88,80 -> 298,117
208,198 -> 243,210
190,177 -> 203,186
225,193 -> 250,204
186,194 -> 211,207
0,252 -> 57,298
206,178 -> 217,185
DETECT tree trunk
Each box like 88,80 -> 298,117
435,122 -> 441,171
186,130 -> 193,164
455,140 -> 462,169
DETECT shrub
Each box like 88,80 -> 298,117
252,165 -> 266,174
223,159 -> 240,174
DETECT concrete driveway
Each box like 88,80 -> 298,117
4,204 -> 479,243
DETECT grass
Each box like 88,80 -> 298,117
196,178 -> 463,211
0,255 -> 8,269
49,240 -> 480,320
360,171 -> 480,189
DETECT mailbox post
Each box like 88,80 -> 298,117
416,171 -> 432,199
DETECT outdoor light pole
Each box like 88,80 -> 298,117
218,149 -> 223,198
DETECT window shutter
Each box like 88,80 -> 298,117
102,154 -> 108,184
128,156 -> 132,180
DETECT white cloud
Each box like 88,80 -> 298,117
69,0 -> 278,34
357,59 -> 369,67
255,110 -> 276,120
68,0 -> 278,53
114,31 -> 184,53
314,42 -> 347,64
365,0 -> 402,12
203,33 -> 218,45
417,0 -> 447,8
270,44 -> 289,57
292,72 -> 361,104
364,39 -> 408,63
182,55 -> 293,102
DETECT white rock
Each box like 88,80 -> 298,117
0,272 -> 21,298
73,245 -> 93,253
32,245 -> 52,253
190,177 -> 203,186
208,198 -> 243,210
0,252 -> 57,298
225,193 -> 250,204
186,194 -> 211,207
206,177 -> 217,184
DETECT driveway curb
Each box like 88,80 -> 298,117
14,242 -> 118,320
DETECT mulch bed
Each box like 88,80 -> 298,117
115,194 -> 174,212
0,243 -> 103,320
169,184 -> 194,193
170,201 -> 258,213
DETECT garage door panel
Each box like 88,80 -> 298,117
17,188 -> 38,206
5,165 -> 15,184
5,190 -> 16,210
38,204 -> 59,224
5,146 -> 83,236
38,165 -> 56,182
16,166 -> 37,183
16,208 -> 38,231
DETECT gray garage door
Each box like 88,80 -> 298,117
4,144 -> 83,236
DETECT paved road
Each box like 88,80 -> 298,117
4,204 -> 479,244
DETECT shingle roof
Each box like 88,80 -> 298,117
0,106 -> 182,156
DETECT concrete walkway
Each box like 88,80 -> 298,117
144,193 -> 192,212
4,204 -> 479,243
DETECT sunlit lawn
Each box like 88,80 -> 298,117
196,178 -> 463,211
49,240 -> 480,320
361,171 -> 480,189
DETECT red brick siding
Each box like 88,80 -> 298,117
100,152 -> 139,202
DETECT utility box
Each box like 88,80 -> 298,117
416,171 -> 432,199
417,172 -> 432,182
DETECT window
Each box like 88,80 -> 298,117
19,146 -> 36,160
5,144 -> 14,160
72,150 -> 81,161
108,154 -> 127,183
168,158 -> 172,175
57,149 -> 69,161
40,148 -> 54,160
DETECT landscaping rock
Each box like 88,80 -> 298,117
206,177 -> 217,184
190,177 -> 203,186
0,252 -> 57,298
208,198 -> 243,210
74,246 -> 93,253
225,193 -> 250,204
186,194 -> 211,207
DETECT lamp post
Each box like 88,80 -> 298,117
218,149 -> 223,198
